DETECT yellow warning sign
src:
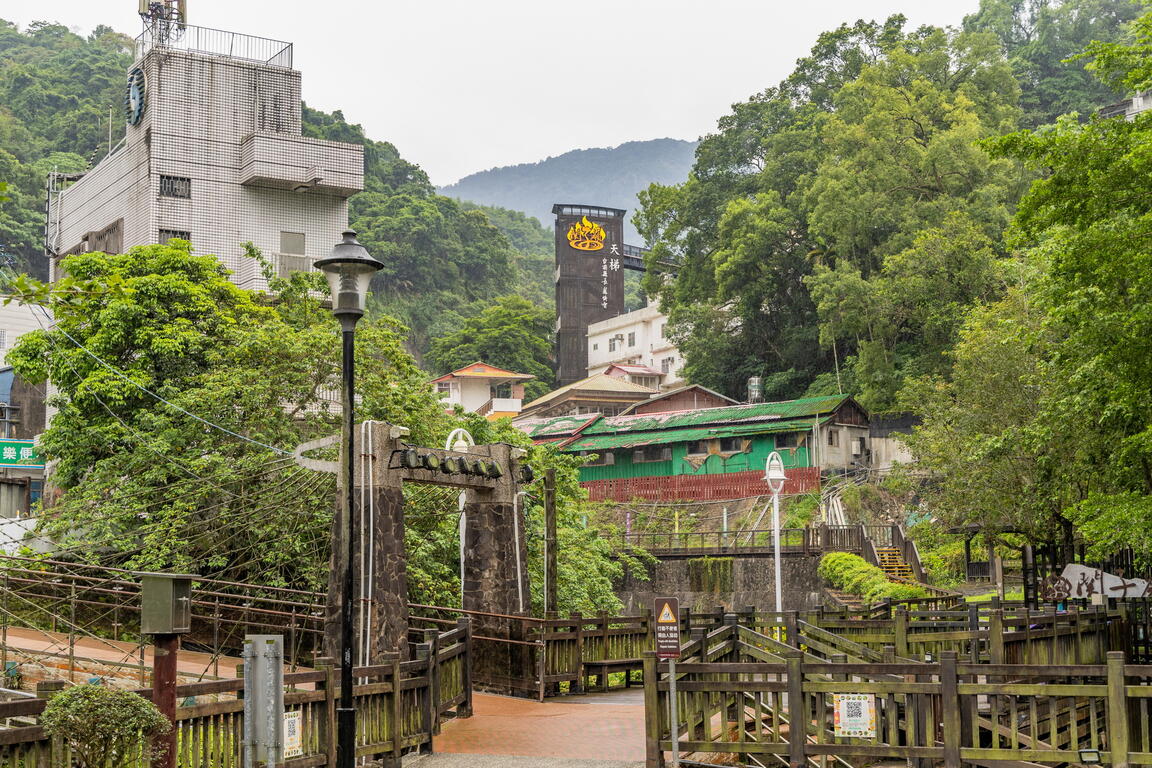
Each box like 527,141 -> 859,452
657,602 -> 677,623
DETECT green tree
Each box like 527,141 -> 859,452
963,0 -> 1140,126
41,685 -> 170,768
4,241 -> 448,587
426,295 -> 555,400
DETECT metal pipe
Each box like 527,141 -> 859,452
513,491 -> 529,614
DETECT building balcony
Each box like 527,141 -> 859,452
238,133 -> 364,197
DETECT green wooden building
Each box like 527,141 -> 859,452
518,394 -> 870,502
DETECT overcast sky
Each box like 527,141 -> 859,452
10,1 -> 982,185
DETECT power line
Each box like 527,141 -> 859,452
31,303 -> 292,455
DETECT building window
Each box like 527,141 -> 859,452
828,429 -> 839,447
685,440 -> 708,456
661,357 -> 675,374
661,324 -> 668,338
633,445 -> 671,463
436,382 -> 453,394
633,375 -> 658,389
627,332 -> 636,346
719,437 -> 744,453
159,175 -> 191,199
280,231 -> 306,255
608,337 -> 618,352
583,451 -> 615,466
159,229 -> 191,244
491,382 -> 512,399
777,433 -> 802,449
0,329 -> 6,349
592,343 -> 598,351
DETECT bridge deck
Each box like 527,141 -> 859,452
435,690 -> 645,763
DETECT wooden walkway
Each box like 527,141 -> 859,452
435,691 -> 646,762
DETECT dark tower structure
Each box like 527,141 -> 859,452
553,204 -> 627,386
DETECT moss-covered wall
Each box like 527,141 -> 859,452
616,553 -> 822,614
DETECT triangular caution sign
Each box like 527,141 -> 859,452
657,602 -> 676,623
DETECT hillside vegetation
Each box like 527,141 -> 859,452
438,139 -> 698,243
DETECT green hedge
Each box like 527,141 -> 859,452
818,552 -> 928,602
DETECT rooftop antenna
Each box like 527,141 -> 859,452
139,0 -> 187,46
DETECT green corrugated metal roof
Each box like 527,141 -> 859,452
564,417 -> 831,452
581,394 -> 851,435
519,415 -> 598,438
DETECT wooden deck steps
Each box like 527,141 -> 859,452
875,546 -> 915,580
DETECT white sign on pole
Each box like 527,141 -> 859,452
833,693 -> 876,738
283,711 -> 303,758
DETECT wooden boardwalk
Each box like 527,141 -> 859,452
436,691 -> 646,762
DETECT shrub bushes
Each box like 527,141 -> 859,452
818,552 -> 928,602
41,684 -> 170,768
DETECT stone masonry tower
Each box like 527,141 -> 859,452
45,11 -> 363,291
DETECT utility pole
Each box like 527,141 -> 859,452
544,468 -> 557,616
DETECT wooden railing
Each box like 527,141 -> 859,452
643,617 -> 1145,768
0,621 -> 472,766
614,524 -> 869,558
583,467 -> 821,503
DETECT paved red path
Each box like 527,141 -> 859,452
435,690 -> 646,762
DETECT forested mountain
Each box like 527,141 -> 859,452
438,139 -> 698,244
0,21 -> 133,278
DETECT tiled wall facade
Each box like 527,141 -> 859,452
54,47 -> 363,291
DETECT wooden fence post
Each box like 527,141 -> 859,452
1107,651 -> 1130,768
416,639 -> 435,753
939,651 -> 961,768
643,652 -> 664,768
457,617 -> 473,718
786,651 -> 805,768
572,613 -> 585,694
389,654 -> 403,766
424,628 -> 441,736
315,656 -> 337,766
988,609 -> 1005,665
895,608 -> 909,659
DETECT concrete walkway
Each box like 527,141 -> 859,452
434,690 -> 646,764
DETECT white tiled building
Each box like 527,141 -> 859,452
586,304 -> 685,390
45,23 -> 363,291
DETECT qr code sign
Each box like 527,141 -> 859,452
283,711 -> 303,758
834,694 -> 876,738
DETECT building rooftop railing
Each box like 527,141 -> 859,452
135,22 -> 293,68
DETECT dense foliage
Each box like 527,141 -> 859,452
5,244 -> 637,613
902,5 -> 1152,560
0,20 -> 132,277
41,685 -> 170,768
637,0 -> 1133,408
425,295 -> 556,400
818,552 -> 929,601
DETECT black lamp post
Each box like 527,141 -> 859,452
315,230 -> 383,768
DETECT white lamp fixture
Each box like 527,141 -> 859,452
315,230 -> 384,319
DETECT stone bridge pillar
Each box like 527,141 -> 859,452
461,442 -> 534,693
324,422 -> 410,664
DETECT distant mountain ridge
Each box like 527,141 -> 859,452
437,138 -> 698,243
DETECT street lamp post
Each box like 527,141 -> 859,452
764,452 -> 787,617
316,231 -> 383,768
445,428 -> 475,609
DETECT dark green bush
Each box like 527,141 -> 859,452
818,552 -> 928,602
41,684 -> 171,768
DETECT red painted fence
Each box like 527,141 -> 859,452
581,467 -> 820,502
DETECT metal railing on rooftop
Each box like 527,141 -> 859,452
135,22 -> 293,68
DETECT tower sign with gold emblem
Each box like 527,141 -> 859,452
553,204 -> 626,386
